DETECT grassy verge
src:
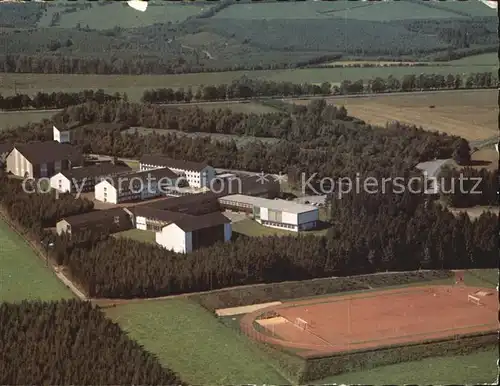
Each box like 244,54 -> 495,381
0,218 -> 73,302
315,347 -> 498,385
104,299 -> 290,385
232,218 -> 330,237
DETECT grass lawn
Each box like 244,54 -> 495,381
450,53 -> 498,66
0,109 -> 59,130
463,268 -> 498,289
316,347 -> 498,385
104,299 -> 290,385
0,219 -> 73,302
232,218 -> 331,237
113,228 -> 156,244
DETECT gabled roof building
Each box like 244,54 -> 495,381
50,163 -> 131,193
140,154 -> 216,188
5,141 -> 82,178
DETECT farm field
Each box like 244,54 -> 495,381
213,1 -> 361,19
0,109 -> 59,130
0,218 -> 73,302
232,218 -> 331,238
104,299 -> 289,385
449,53 -> 498,66
470,147 -> 498,171
294,89 -> 497,141
317,347 -> 498,385
211,0 -> 493,20
1,63 -> 495,101
38,2 -> 210,29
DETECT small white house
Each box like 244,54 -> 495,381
53,125 -> 70,144
155,212 -> 231,253
140,155 -> 215,188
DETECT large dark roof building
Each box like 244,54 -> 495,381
6,141 -> 82,178
140,154 -> 209,172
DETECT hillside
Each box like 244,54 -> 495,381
0,0 -> 497,73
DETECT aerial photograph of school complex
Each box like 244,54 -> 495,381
0,0 -> 498,384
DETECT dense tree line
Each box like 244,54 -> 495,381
0,90 -> 124,111
0,174 -> 94,238
441,168 -> 498,208
142,72 -> 497,104
51,189 -> 498,298
0,300 -> 183,385
48,100 -> 464,182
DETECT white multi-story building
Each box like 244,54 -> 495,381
218,194 -> 319,232
94,167 -> 178,204
155,212 -> 231,253
50,163 -> 131,193
140,155 -> 215,188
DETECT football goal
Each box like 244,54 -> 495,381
295,317 -> 308,330
468,294 -> 481,306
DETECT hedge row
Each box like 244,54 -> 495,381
191,270 -> 454,312
301,331 -> 497,382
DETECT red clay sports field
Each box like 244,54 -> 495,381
240,285 -> 498,357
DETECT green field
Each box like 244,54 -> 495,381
38,2 -> 210,29
0,218 -> 73,302
450,53 -> 499,66
330,1 -> 468,21
232,218 -> 330,237
1,62 -> 496,101
113,228 -> 156,244
0,109 -> 59,130
213,1 -> 356,19
105,299 -> 289,385
212,1 -> 494,20
317,347 -> 498,385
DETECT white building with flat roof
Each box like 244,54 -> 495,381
218,194 -> 319,232
140,154 -> 216,188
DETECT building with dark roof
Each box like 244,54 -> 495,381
50,163 -> 132,193
5,141 -> 82,178
0,143 -> 13,166
155,211 -> 231,253
145,191 -> 220,215
94,167 -> 180,204
133,206 -> 188,232
212,174 -> 280,198
140,154 -> 216,188
56,208 -> 133,238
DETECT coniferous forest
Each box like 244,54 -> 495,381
0,99 -> 496,299
0,300 -> 184,385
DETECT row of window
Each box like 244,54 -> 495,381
261,220 -> 297,230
